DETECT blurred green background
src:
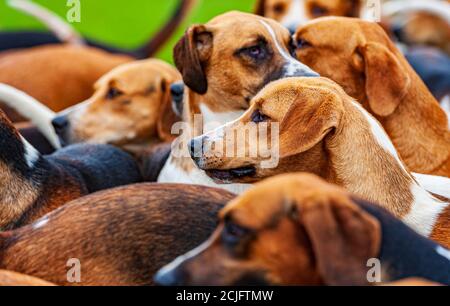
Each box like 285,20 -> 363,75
0,0 -> 255,63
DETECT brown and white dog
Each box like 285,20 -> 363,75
293,17 -> 450,177
189,77 -> 450,245
255,0 -> 364,33
155,173 -> 450,286
51,59 -> 181,149
157,11 -> 318,193
0,107 -> 142,230
0,184 -> 234,286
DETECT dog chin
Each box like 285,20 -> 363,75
204,166 -> 257,184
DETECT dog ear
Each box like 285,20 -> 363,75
298,194 -> 381,285
254,0 -> 266,16
173,25 -> 212,95
280,91 -> 342,156
157,79 -> 180,142
358,42 -> 411,117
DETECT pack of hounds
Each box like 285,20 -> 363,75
0,0 -> 449,286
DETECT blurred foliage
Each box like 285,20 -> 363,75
0,0 -> 255,63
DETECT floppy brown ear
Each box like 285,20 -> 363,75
157,80 -> 180,142
254,0 -> 266,16
359,42 -> 410,117
173,25 -> 212,95
280,91 -> 342,156
299,194 -> 381,285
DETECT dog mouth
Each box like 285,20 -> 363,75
205,166 -> 256,182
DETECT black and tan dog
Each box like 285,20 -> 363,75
0,108 -> 141,230
155,173 -> 450,286
189,77 -> 450,247
0,184 -> 234,286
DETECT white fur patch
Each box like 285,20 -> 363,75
21,136 -> 40,168
402,184 -> 448,237
436,246 -> 450,261
351,102 -> 408,172
259,20 -> 315,77
413,173 -> 450,199
199,104 -> 245,133
280,0 -> 306,29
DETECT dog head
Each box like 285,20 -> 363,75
188,77 -> 346,184
155,173 -> 381,286
52,59 -> 181,147
294,17 -> 411,117
255,0 -> 362,33
383,0 -> 450,55
390,12 -> 450,55
173,11 -> 318,118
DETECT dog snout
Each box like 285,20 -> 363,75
52,115 -> 69,135
170,82 -> 185,117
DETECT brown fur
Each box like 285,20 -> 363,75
382,278 -> 442,287
294,17 -> 450,177
191,77 -> 449,246
0,270 -> 56,286
155,173 -> 382,286
56,59 -> 181,148
0,184 -> 234,286
0,45 -> 132,112
169,11 -> 317,174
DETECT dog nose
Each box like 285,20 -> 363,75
52,115 -> 69,134
189,137 -> 204,160
171,82 -> 185,117
391,24 -> 404,41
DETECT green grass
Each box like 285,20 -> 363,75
0,0 -> 254,63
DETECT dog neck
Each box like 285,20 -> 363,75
378,71 -> 450,175
0,116 -> 45,229
321,100 -> 447,236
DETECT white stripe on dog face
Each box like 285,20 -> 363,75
281,0 -> 306,30
259,20 -> 318,77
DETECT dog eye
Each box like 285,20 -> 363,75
243,45 -> 266,60
223,220 -> 249,245
273,3 -> 285,14
296,38 -> 312,49
251,109 -> 270,123
106,87 -> 123,100
311,5 -> 329,17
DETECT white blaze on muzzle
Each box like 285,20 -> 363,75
259,20 -> 319,78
